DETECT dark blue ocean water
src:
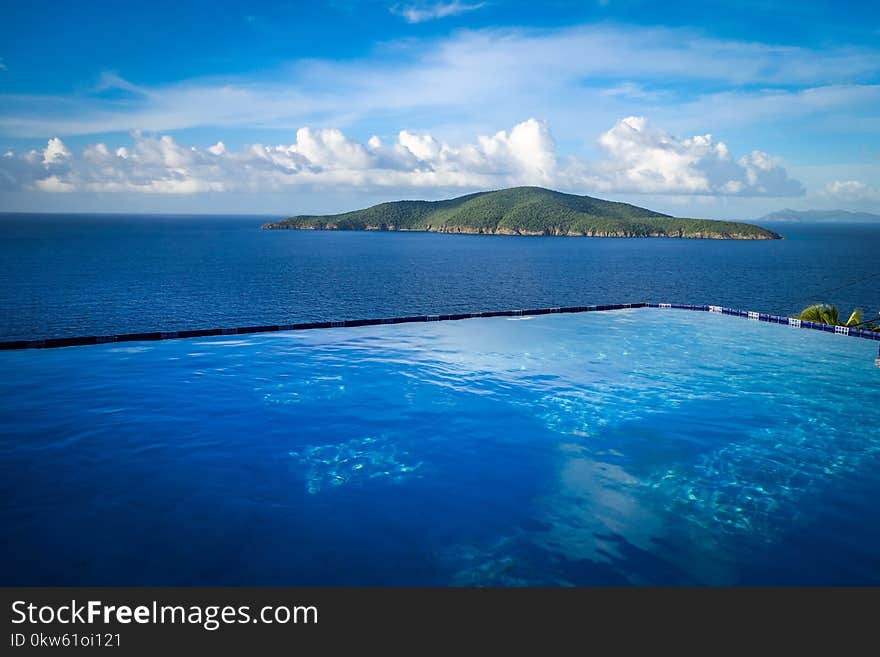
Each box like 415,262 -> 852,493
0,214 -> 877,340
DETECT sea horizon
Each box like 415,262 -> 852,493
1,213 -> 877,343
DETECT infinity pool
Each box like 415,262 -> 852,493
1,309 -> 879,585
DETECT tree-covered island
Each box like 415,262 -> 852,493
263,187 -> 781,239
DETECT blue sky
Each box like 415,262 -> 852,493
1,0 -> 878,217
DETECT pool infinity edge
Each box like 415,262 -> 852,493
1,302 -> 878,351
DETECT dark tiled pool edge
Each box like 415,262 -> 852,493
646,303 -> 880,343
1,302 -> 878,350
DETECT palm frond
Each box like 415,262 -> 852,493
845,309 -> 864,327
798,304 -> 840,325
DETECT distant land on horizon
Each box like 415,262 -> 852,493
263,187 -> 781,240
759,209 -> 880,223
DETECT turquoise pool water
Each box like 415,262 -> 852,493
1,308 -> 879,585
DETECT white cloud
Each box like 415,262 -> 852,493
390,1 -> 487,23
826,179 -> 865,195
599,82 -> 667,102
575,117 -> 803,196
823,179 -> 879,203
663,84 -> 880,134
476,118 -> 557,183
288,127 -> 373,169
42,137 -> 71,166
0,117 -> 803,199
34,176 -> 75,193
0,24 -> 877,139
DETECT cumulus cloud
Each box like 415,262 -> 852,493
580,117 -> 804,196
42,137 -> 71,166
823,179 -> 879,202
0,118 -> 803,198
390,1 -> 487,23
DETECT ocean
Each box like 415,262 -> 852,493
0,214 -> 877,341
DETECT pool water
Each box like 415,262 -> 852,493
1,308 -> 879,585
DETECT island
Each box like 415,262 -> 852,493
263,186 -> 781,239
759,208 -> 880,224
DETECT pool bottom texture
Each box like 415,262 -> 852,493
2,308 -> 879,586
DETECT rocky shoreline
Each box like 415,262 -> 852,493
261,222 -> 781,239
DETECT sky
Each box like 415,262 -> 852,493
0,0 -> 878,218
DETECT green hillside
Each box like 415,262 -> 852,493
263,186 -> 781,239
